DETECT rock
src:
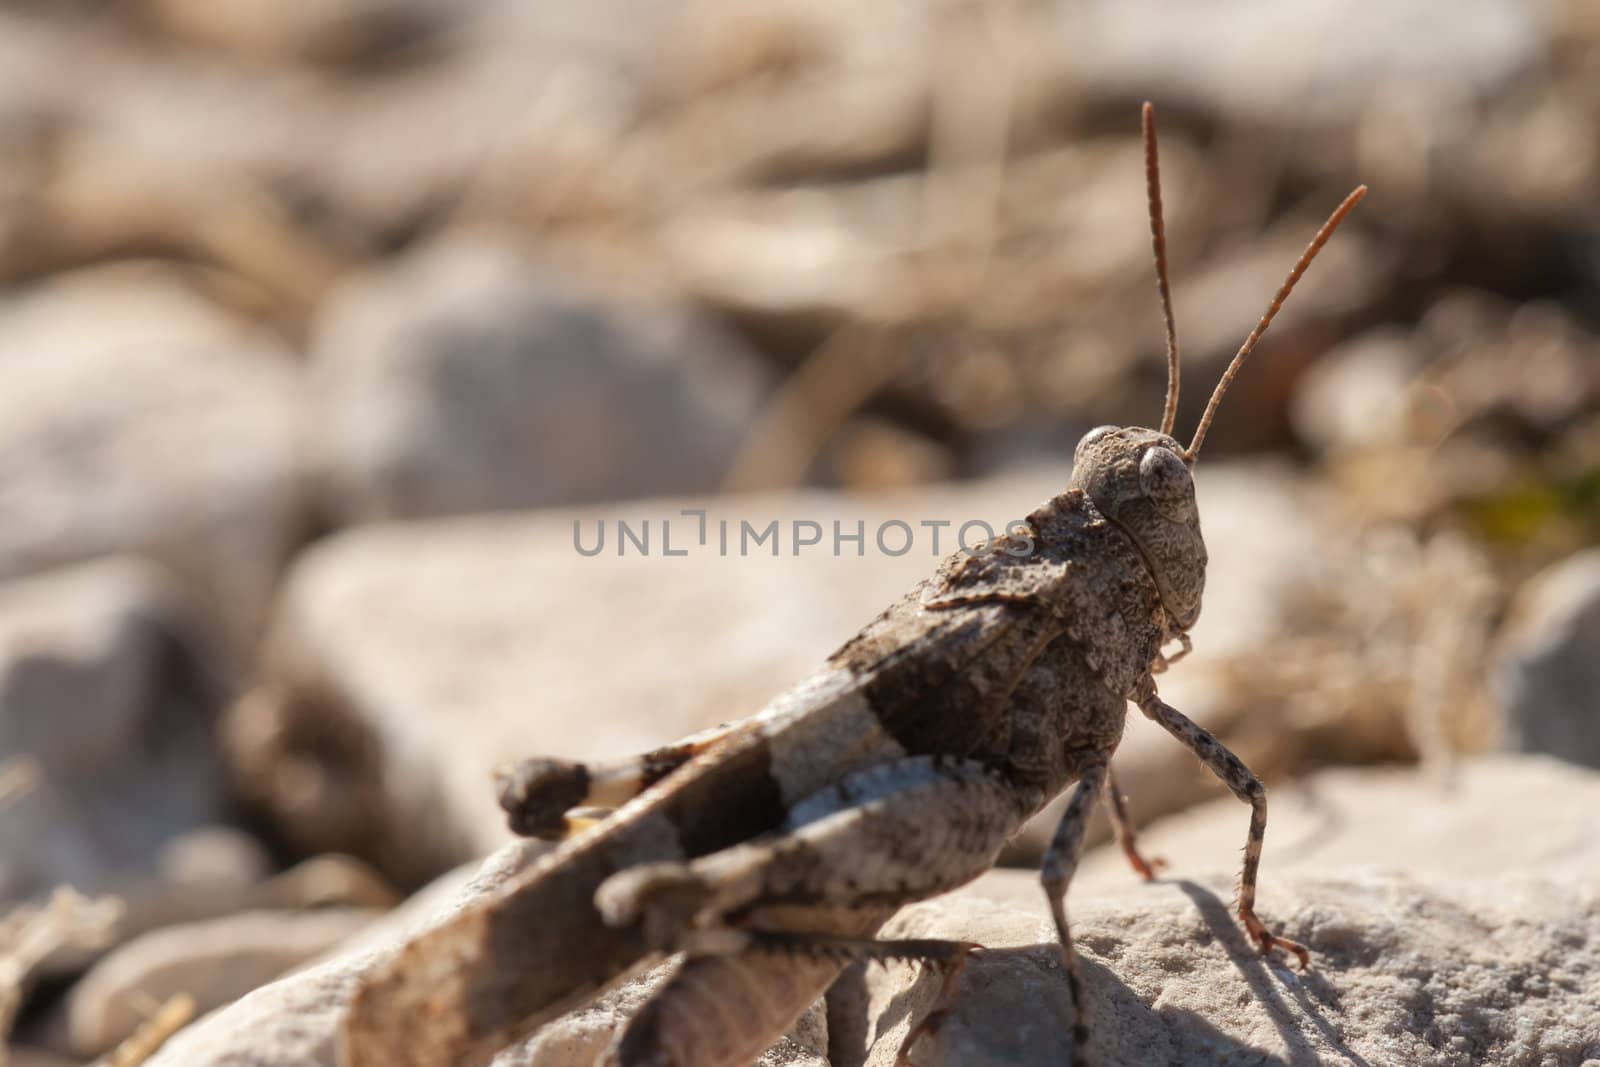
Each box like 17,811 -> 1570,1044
851,870 -> 1600,1067
68,851 -> 399,979
0,264 -> 309,647
1052,0 -> 1543,125
1494,549 -> 1600,769
9,831 -> 381,994
136,946 -> 372,1067
138,846 -> 529,1067
310,238 -> 773,522
227,465 -> 1328,886
155,827 -> 274,891
0,558 -> 234,911
847,755 -> 1600,1066
63,908 -> 379,1057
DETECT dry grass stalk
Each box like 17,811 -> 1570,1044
0,889 -> 124,1067
100,993 -> 197,1067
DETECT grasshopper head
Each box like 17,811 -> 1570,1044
1069,426 -> 1204,631
1072,103 -> 1365,634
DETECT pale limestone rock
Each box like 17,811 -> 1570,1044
310,238 -> 772,522
856,870 -> 1600,1067
1053,0 -> 1542,124
65,909 -> 378,1057
1495,548 -> 1600,770
852,755 -> 1600,1066
0,559 -> 232,912
0,265 -> 308,647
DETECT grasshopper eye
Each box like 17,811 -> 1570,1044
1139,445 -> 1195,521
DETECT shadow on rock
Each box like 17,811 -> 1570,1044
837,936 -> 1334,1067
835,874 -> 1384,1067
1173,879 -> 1372,1067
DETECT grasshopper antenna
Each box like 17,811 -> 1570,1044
1185,183 -> 1368,460
1142,102 -> 1181,437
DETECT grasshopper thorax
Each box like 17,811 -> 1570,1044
1068,425 -> 1205,632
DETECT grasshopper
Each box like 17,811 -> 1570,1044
340,104 -> 1366,1067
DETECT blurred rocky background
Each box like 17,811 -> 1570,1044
0,1 -> 1597,1065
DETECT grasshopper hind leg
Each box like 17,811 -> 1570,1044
746,931 -> 981,1067
597,756 -> 1042,1066
604,930 -> 866,1067
606,928 -> 978,1067
596,756 -> 1039,938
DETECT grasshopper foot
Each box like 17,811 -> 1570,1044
1103,768 -> 1164,883
894,944 -> 980,1067
1123,845 -> 1167,883
1240,907 -> 1310,970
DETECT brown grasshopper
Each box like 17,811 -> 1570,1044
340,104 -> 1366,1067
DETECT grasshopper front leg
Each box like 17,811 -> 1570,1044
1039,759 -> 1108,1050
1104,765 -> 1166,882
1136,680 -> 1310,968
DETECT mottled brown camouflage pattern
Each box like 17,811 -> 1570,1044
341,103 -> 1362,1067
